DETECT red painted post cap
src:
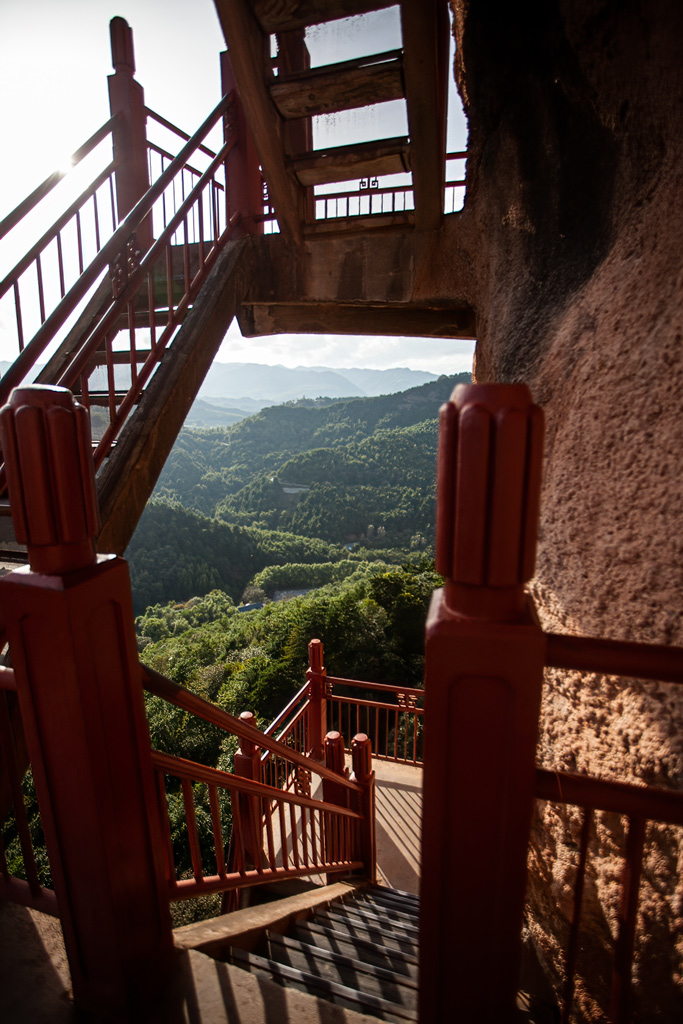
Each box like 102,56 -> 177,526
435,382 -> 544,620
0,386 -> 100,575
110,17 -> 135,74
324,731 -> 345,775
351,734 -> 372,781
308,638 -> 325,673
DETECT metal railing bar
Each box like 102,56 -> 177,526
0,116 -> 117,241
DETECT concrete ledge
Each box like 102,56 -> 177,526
173,879 -> 366,957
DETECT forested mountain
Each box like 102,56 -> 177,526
127,372 -> 468,612
154,373 -> 469,517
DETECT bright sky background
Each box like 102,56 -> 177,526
0,0 -> 474,376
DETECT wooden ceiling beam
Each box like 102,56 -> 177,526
214,0 -> 305,244
271,56 -> 404,119
401,0 -> 450,230
238,301 -> 476,339
293,137 -> 410,186
253,0 -> 395,34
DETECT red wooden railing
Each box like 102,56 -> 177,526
141,665 -> 371,900
420,382 -> 683,1024
258,639 -> 424,768
0,118 -> 120,356
0,385 -> 376,1016
0,655 -> 58,918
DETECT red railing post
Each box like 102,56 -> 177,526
108,17 -> 152,249
323,730 -> 349,880
351,733 -> 376,882
220,52 -> 264,235
0,385 -> 174,1016
234,710 -> 265,866
419,382 -> 547,1024
307,638 -> 328,760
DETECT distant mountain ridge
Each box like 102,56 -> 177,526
196,362 -> 438,402
188,363 -> 441,427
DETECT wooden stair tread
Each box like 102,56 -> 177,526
271,53 -> 404,120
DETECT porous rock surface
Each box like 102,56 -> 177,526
452,0 -> 683,1019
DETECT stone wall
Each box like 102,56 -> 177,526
453,1 -> 683,1019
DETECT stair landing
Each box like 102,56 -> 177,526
372,760 -> 422,897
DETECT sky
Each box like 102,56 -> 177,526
0,0 -> 474,376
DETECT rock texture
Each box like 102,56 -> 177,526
453,1 -> 683,1020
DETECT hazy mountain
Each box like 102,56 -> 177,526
196,363 -> 438,404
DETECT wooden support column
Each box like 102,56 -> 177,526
419,383 -> 547,1024
0,386 -> 174,1018
221,52 -> 264,235
108,17 -> 152,249
306,638 -> 328,760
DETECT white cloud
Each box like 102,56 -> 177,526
216,321 -> 474,376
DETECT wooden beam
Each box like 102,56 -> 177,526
96,239 -> 252,555
293,137 -> 410,185
401,0 -> 450,230
304,211 -> 414,235
253,0 -> 395,33
238,301 -> 476,339
271,56 -> 404,119
214,0 -> 305,244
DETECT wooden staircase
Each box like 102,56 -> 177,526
229,885 -> 419,1022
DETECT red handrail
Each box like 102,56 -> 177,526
0,116 -> 118,242
142,665 -> 361,794
0,89 -> 234,408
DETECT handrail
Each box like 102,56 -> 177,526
142,665 -> 362,793
146,141 -> 222,190
0,89 -> 234,406
145,106 -> 218,161
58,135 -> 238,455
0,161 -> 117,300
536,767 -> 683,825
330,693 -> 423,715
262,681 -> 309,737
327,675 -> 424,699
545,631 -> 683,684
152,748 -> 361,816
0,116 -> 118,241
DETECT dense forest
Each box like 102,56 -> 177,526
128,373 -> 467,608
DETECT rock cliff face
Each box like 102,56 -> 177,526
453,1 -> 683,1019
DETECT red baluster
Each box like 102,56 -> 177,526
307,638 -> 327,760
0,385 -> 174,1016
420,382 -> 547,1024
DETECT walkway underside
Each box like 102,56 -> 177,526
94,218 -> 475,558
237,219 -> 476,339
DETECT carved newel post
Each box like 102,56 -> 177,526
0,386 -> 174,1017
419,383 -> 547,1024
108,17 -> 152,249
